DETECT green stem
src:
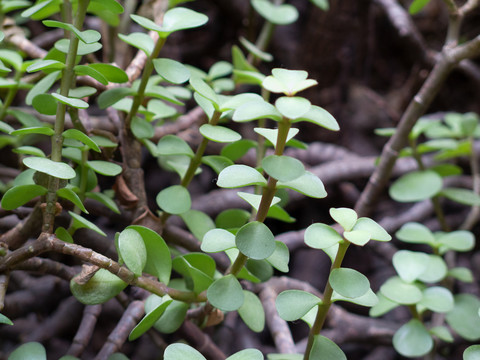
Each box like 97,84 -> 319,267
43,0 -> 90,233
304,241 -> 350,360
229,117 -> 291,276
0,70 -> 22,121
124,36 -> 167,130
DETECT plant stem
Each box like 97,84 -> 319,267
43,0 -> 90,233
304,241 -> 350,360
0,70 -> 22,121
229,117 -> 291,276
123,36 -> 167,130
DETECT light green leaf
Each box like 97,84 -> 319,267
331,288 -> 378,307
23,157 -> 76,179
157,135 -> 194,157
201,155 -> 234,174
63,129 -> 100,152
69,211 -> 107,236
396,222 -> 435,245
57,188 -> 87,213
380,276 -> 422,305
437,230 -> 475,253
275,96 -> 311,119
262,155 -> 305,182
153,58 -> 190,84
309,335 -> 347,360
448,267 -> 474,283
217,165 -> 267,188
251,0 -> 298,25
236,221 -> 275,260
153,299 -> 188,334
129,298 -> 173,341
199,124 -> 241,143
164,343 -> 206,360
26,59 -> 65,73
238,291 -> 265,333
393,250 -> 430,283
207,274 -> 244,311
98,87 -> 135,109
352,217 -> 391,241
266,241 -> 289,272
70,269 -> 127,305
233,99 -> 282,122
393,319 -> 433,357
74,64 -> 108,85
201,228 -> 236,252
237,192 -> 280,211
429,326 -> 453,343
329,268 -> 370,299
156,185 -> 191,214
88,63 -> 128,83
0,313 -> 13,325
304,223 -> 342,249
8,342 -> 46,360
369,292 -> 400,317
52,93 -> 89,109
446,294 -> 480,341
464,345 -> 480,360
389,170 -> 443,202
32,93 -> 58,115
419,286 -> 454,313
441,187 -> 480,206
254,128 -> 299,149
55,39 -> 102,56
11,126 -> 54,137
239,36 -> 273,62
87,161 -> 122,176
417,255 -> 448,283
263,68 -> 317,96
43,20 -> 101,44
329,207 -> 357,231
118,228 -> 147,276
180,209 -> 216,241
276,290 -> 322,321
118,32 -> 154,56
131,116 -> 154,139
343,230 -> 371,246
277,171 -> 327,198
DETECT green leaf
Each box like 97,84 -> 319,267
69,211 -> 106,236
217,165 -> 267,188
201,228 -> 236,252
329,207 -> 357,231
20,0 -> 55,18
276,290 -> 322,321
292,105 -> 340,131
440,187 -> 480,206
238,291 -> 265,333
69,86 -> 97,98
52,93 -> 89,109
436,230 -> 475,253
309,335 -> 346,360
118,32 -> 154,56
263,68 -> 317,96
267,355 -> 303,360
393,319 -> 433,357
55,226 -> 73,243
32,93 -> 58,115
0,313 -> 13,325
74,64 -> 108,85
254,128 -> 299,149
98,87 -> 135,109
446,294 -> 480,341
148,99 -> 178,119
26,59 -> 65,73
207,274 -> 244,311
237,191 -> 280,211
380,276 -> 422,305
153,299 -> 188,334
352,217 -> 391,241
131,8 -> 208,37
127,226 -> 171,284
262,155 -> 305,182
11,126 -> 54,137
118,228 -> 147,276
199,124 -> 241,143
215,209 -> 250,230
70,269 -> 127,305
396,222 -> 435,245
63,129 -> 100,152
251,0 -> 298,25
157,135 -> 194,157
369,292 -> 400,317
221,139 -> 257,161
277,171 -> 326,198
43,20 -> 101,44
343,230 -> 371,246
57,187 -> 87,213
153,58 -> 190,84
266,241 -> 289,272
156,185 -> 191,214
87,161 -> 122,176
164,343 -> 206,360
23,157 -> 75,179
207,61 -> 233,80
190,76 -> 219,108
417,255 -> 448,283
429,326 -> 453,343
419,286 -> 454,313
180,210 -> 215,242
233,99 -> 282,122
409,0 -> 431,14
389,170 -> 443,202
55,39 -> 102,56
236,221 -> 276,260
0,49 -> 23,71
239,36 -> 273,62
464,345 -> 480,360
131,116 -> 154,139
304,223 -> 342,249
329,268 -> 370,299
310,0 -> 329,10
226,349 -> 263,360
129,298 -> 173,341
201,155 -> 234,174
173,255 -> 215,293
275,96 -> 311,119
331,288 -> 378,307
448,267 -> 474,283
88,63 -> 128,83
8,342 -> 46,360
393,250 -> 429,283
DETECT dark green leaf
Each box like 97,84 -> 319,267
129,298 -> 173,340
63,129 -> 100,152
11,126 -> 54,137
201,155 -> 234,174
409,0 -> 431,14
26,59 -> 65,73
69,211 -> 107,236
88,63 -> 128,83
57,187 -> 87,213
0,313 -> 13,325
153,299 -> 188,334
43,20 -> 101,44
8,342 -> 46,360
32,93 -> 57,115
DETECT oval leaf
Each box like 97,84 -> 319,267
304,223 -> 342,249
276,290 -> 322,321
238,291 -> 265,333
164,343 -> 206,360
393,319 -> 433,357
1,184 -> 47,210
262,155 -> 305,182
235,221 -> 276,260
217,165 -> 267,188
207,274 -> 244,311
70,269 -> 127,305
23,157 -> 76,179
156,185 -> 191,215
389,170 -> 443,202
329,268 -> 370,299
